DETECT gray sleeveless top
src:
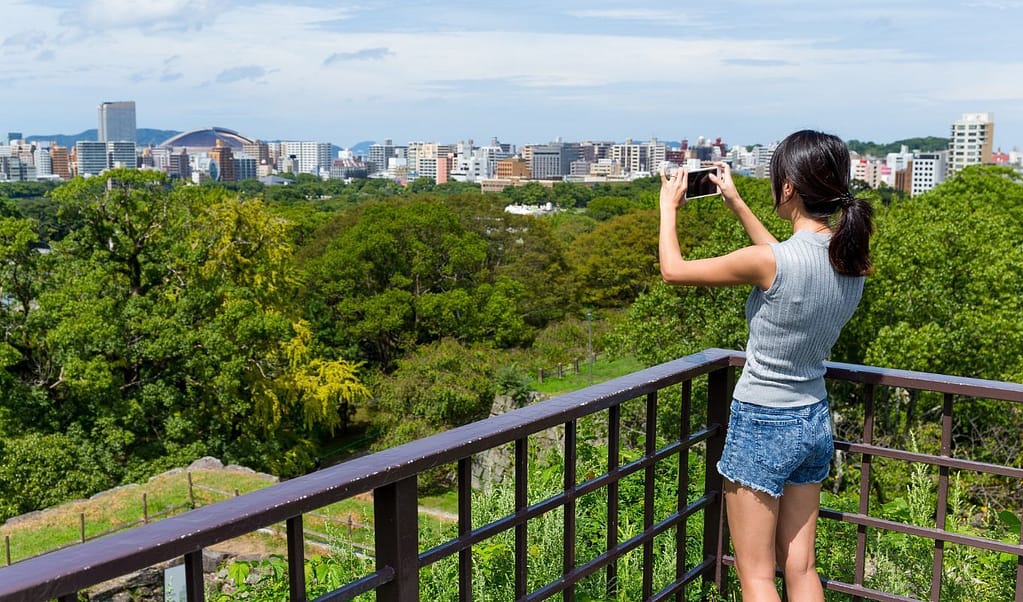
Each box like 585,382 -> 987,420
732,230 -> 864,408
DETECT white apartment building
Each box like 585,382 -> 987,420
948,112 -> 994,177
272,141 -> 333,176
611,138 -> 667,173
33,146 -> 52,178
910,151 -> 947,197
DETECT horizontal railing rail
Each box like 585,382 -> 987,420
0,347 -> 1019,602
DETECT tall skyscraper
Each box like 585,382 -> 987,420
98,101 -> 137,142
209,139 -> 236,182
948,112 -> 994,177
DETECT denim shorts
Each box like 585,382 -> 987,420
716,398 -> 833,497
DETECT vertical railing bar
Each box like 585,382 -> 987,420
458,457 -> 473,602
853,383 -> 876,602
374,477 -> 420,602
703,366 -> 732,596
607,403 -> 621,599
643,390 -> 657,600
515,437 -> 529,600
929,393 -> 954,601
287,515 -> 307,602
184,549 -> 205,602
564,419 -> 577,602
676,379 -> 692,601
1015,514 -> 1022,602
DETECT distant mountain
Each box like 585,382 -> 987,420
25,128 -> 182,148
350,140 -> 374,156
329,140 -> 374,158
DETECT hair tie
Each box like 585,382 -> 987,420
836,193 -> 855,209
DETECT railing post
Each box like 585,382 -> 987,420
287,515 -> 307,602
457,457 -> 473,602
564,420 -> 577,602
184,549 -> 205,602
703,366 -> 733,597
853,384 -> 876,602
929,393 -> 954,601
374,477 -> 420,602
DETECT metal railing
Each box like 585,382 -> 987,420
0,348 -> 1020,601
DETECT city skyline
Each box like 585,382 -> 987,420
4,1 -> 1023,149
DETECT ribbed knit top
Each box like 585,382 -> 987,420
732,230 -> 864,408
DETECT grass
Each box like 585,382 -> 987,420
531,354 -> 645,396
0,466 -> 457,566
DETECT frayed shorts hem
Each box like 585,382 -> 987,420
717,468 -> 828,499
717,467 -> 782,498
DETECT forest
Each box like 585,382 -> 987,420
1,166 -> 1021,598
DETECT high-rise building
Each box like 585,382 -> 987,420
530,142 -> 581,179
98,101 -> 137,143
234,156 -> 257,181
275,141 -> 332,176
241,140 -> 270,168
910,151 -> 947,197
209,139 -> 236,182
948,112 -> 994,177
76,141 -> 109,176
368,139 -> 396,173
50,144 -> 71,179
168,150 -> 191,180
611,138 -> 666,173
108,141 -> 137,168
33,146 -> 52,178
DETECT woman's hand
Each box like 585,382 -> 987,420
659,166 -> 689,212
709,161 -> 741,208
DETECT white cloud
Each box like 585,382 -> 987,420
215,65 -> 268,84
59,0 -> 229,32
324,48 -> 395,66
2,30 -> 47,51
567,8 -> 699,27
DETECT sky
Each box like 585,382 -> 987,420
3,0 -> 1022,150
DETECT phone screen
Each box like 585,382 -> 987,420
686,167 -> 719,199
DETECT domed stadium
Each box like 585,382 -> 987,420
158,127 -> 253,152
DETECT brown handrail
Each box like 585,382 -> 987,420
0,348 -> 1020,602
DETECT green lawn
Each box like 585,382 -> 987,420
0,468 -> 456,565
532,354 -> 645,396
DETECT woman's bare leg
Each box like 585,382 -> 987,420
724,479 -> 781,602
775,482 -> 825,602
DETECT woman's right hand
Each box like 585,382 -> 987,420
709,161 -> 741,208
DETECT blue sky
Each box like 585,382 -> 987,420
3,0 -> 1022,149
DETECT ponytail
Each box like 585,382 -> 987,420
829,195 -> 874,276
770,130 -> 875,277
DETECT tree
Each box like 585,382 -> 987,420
1,170 -> 370,489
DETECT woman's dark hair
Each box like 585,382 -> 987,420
769,130 -> 874,276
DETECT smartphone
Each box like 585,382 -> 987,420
665,164 -> 721,199
685,166 -> 721,199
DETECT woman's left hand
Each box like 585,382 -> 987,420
660,166 -> 689,212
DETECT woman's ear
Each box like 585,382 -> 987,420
781,180 -> 794,203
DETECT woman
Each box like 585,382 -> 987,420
658,130 -> 874,601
